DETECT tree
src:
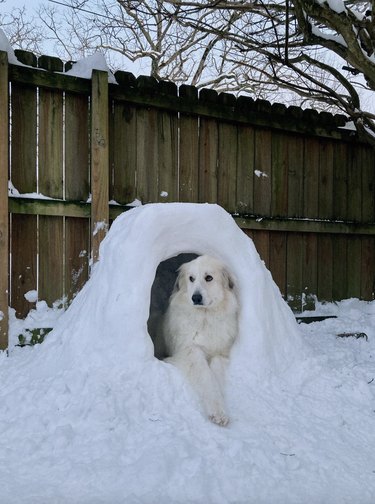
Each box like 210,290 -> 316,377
38,0 -> 237,86
160,0 -> 375,143
0,4 -> 45,54
3,0 -> 375,143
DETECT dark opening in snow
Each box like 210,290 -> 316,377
148,253 -> 199,359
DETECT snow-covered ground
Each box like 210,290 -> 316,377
1,203 -> 375,504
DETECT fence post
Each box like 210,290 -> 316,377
91,70 -> 109,264
0,51 -> 9,349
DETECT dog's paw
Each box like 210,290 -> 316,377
208,412 -> 230,427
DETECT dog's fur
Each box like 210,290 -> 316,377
161,255 -> 238,426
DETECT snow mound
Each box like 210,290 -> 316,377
0,28 -> 24,65
48,202 -> 305,376
65,52 -> 117,83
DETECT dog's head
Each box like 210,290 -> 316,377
174,255 -> 235,308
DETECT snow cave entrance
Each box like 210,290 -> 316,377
148,252 -> 199,359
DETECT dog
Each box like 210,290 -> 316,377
161,255 -> 238,426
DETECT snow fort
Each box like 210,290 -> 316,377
49,202 -> 304,379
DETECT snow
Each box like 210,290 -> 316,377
93,220 -> 109,236
24,290 -> 38,303
316,0 -> 346,14
254,170 -> 268,178
311,24 -> 348,47
1,29 -> 118,83
64,52 -> 117,84
1,202 -> 375,503
8,181 -> 60,200
0,28 -> 24,65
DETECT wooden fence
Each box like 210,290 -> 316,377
1,48 -> 375,349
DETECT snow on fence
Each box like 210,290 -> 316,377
1,48 -> 375,349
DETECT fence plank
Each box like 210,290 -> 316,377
218,122 -> 237,212
65,218 -> 89,301
236,125 -> 254,213
38,77 -> 64,304
317,234 -> 333,301
0,52 -> 8,348
39,216 -> 64,305
271,131 -> 288,216
65,93 -> 90,201
287,232 -> 303,311
333,141 -> 348,219
65,92 -> 90,300
254,129 -> 271,215
287,135 -> 304,217
347,145 -> 362,222
10,80 -> 38,316
199,118 -> 218,203
136,107 -> 158,203
361,237 -> 375,299
361,146 -> 375,300
361,145 -> 375,222
91,70 -> 109,263
110,102 -> 137,204
318,139 -> 334,219
252,230 -> 270,268
332,235 -> 348,300
269,232 -> 287,296
157,110 -> 178,202
304,137 -> 319,218
347,236 -> 362,298
302,233 -> 318,309
11,215 -> 37,317
11,84 -> 37,193
346,147 -> 362,299
179,87 -> 199,202
39,89 -> 63,198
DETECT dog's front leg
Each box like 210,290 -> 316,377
167,347 -> 229,426
209,355 -> 229,395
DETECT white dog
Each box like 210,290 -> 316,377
161,255 -> 238,426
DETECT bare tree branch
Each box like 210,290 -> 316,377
0,7 -> 45,54
3,0 -> 375,143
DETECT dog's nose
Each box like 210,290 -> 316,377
192,293 -> 203,305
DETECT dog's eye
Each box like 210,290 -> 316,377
205,275 -> 213,282
189,276 -> 195,282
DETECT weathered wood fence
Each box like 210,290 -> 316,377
1,48 -> 375,348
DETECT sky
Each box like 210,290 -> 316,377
3,0 -> 42,11
1,0 -> 145,74
2,0 -> 60,56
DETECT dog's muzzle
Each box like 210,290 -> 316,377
192,292 -> 203,305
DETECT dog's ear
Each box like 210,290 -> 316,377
222,268 -> 235,290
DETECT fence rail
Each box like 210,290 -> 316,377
0,48 -> 374,349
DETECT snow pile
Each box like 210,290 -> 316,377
65,52 -> 117,83
0,28 -> 24,65
0,203 -> 374,503
0,28 -> 117,83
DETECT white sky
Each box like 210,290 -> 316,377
2,0 -> 44,11
2,0 -> 57,57
3,0 -> 44,10
1,0 -> 145,74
